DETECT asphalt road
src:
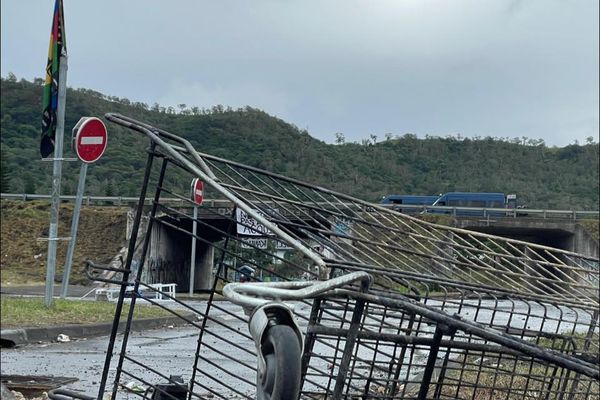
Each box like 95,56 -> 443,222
2,296 -> 594,399
1,300 -> 314,399
0,300 -> 252,398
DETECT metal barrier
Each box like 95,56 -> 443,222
51,114 -> 598,400
0,193 -> 230,208
2,192 -> 598,220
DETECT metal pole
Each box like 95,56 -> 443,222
189,205 -> 198,296
44,53 -> 68,307
60,162 -> 88,298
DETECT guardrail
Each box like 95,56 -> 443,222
1,193 -> 598,220
0,193 -> 231,208
380,203 -> 599,220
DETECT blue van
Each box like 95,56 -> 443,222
381,195 -> 440,214
429,192 -> 511,216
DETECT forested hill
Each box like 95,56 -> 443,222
1,76 -> 598,210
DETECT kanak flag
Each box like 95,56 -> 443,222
40,0 -> 67,158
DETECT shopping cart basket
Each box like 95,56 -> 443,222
52,113 -> 598,400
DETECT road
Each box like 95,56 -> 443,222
2,299 -> 594,399
0,301 -> 253,398
1,300 -> 314,399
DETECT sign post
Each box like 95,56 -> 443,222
60,117 -> 108,298
60,162 -> 87,298
189,178 -> 204,295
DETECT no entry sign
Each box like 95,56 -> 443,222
191,178 -> 204,205
72,117 -> 108,163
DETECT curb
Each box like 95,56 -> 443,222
0,315 -> 194,347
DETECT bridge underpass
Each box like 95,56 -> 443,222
139,207 -> 329,292
453,218 -> 599,259
142,211 -> 234,292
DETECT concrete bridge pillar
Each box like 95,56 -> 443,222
572,225 -> 599,259
192,242 -> 214,291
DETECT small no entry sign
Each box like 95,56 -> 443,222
191,178 -> 204,205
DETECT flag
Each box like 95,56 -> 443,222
40,0 -> 66,158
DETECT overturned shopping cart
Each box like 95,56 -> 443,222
58,114 -> 599,400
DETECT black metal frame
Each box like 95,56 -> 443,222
55,114 -> 599,400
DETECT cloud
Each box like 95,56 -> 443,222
1,0 -> 598,146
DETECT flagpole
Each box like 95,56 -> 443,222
44,52 -> 68,307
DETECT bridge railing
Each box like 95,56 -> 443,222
376,203 -> 599,220
1,193 -> 598,220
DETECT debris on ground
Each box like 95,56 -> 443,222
56,334 -> 70,343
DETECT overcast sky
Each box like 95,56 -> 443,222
1,0 -> 598,146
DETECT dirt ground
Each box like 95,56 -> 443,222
0,200 -> 128,285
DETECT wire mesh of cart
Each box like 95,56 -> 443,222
62,113 -> 598,400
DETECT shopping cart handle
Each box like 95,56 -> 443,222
223,271 -> 372,309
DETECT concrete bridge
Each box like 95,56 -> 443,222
127,202 -> 598,293
3,194 -> 597,291
452,216 -> 599,259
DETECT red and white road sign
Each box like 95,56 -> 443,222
191,178 -> 204,205
72,117 -> 108,163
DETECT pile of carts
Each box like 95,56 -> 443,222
52,114 -> 598,400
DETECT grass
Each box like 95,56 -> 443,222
1,200 -> 127,285
579,219 -> 600,242
0,297 -> 174,328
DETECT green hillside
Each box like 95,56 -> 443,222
1,75 -> 598,210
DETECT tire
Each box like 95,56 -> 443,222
259,324 -> 302,400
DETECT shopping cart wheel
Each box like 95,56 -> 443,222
259,324 -> 301,400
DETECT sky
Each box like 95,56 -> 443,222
1,0 -> 598,147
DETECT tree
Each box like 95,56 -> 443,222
0,147 -> 10,192
105,179 -> 114,196
24,173 -> 36,194
0,76 -> 598,209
